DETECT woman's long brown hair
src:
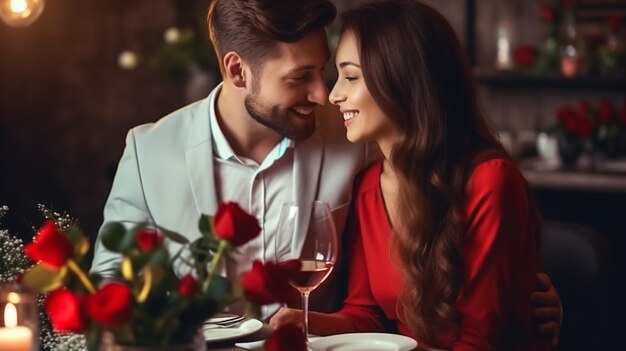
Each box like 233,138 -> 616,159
341,0 -> 506,346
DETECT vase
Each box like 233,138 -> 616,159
557,133 -> 584,168
537,132 -> 561,168
99,331 -> 207,351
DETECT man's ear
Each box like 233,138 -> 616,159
223,51 -> 247,88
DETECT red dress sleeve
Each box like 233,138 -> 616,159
453,159 -> 548,351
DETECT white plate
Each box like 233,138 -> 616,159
310,333 -> 418,351
202,318 -> 263,343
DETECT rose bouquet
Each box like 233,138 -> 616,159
20,202 -> 307,351
547,98 -> 626,166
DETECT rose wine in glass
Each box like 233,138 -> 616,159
275,201 -> 337,342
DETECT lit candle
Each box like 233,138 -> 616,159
0,302 -> 33,351
10,0 -> 28,14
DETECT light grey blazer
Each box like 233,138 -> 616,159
90,86 -> 367,312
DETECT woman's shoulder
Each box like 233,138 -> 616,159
468,157 -> 527,196
353,161 -> 383,194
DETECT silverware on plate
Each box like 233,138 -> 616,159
203,315 -> 247,329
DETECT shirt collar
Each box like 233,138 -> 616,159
209,83 -> 295,162
209,84 -> 236,160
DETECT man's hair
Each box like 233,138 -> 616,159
207,0 -> 336,74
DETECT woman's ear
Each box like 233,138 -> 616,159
223,51 -> 246,88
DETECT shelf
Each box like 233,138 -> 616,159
520,157 -> 626,193
473,69 -> 626,91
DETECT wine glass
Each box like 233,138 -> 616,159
275,201 -> 337,342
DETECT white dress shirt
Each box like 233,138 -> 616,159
208,87 -> 295,317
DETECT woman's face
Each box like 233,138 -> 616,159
329,30 -> 400,147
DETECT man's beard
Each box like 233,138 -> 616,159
244,85 -> 316,141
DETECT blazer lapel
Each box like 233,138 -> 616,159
185,92 -> 219,217
291,132 -> 324,253
293,132 -> 323,208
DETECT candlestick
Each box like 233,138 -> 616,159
0,283 -> 38,351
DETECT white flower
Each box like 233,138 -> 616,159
118,50 -> 138,70
164,27 -> 181,44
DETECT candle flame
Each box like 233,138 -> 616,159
4,302 -> 18,328
7,292 -> 21,304
10,0 -> 27,14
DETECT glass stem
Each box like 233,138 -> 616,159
302,291 -> 310,343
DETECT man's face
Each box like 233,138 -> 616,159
244,29 -> 331,140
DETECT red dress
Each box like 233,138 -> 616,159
336,159 -> 550,350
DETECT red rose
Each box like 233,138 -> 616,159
241,260 -> 301,306
135,228 -> 164,252
539,5 -> 555,23
86,282 -> 133,327
577,100 -> 590,118
577,116 -> 595,139
557,107 -> 576,129
264,324 -> 306,351
177,274 -> 198,298
607,15 -> 622,33
45,289 -> 87,333
213,202 -> 261,246
513,45 -> 537,68
598,98 -> 614,124
24,221 -> 73,268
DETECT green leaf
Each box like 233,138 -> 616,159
22,265 -> 68,293
207,275 -> 231,302
189,239 -> 215,262
149,249 -> 169,266
99,222 -> 127,252
198,214 -> 215,241
159,226 -> 189,244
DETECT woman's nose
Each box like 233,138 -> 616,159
329,83 -> 345,105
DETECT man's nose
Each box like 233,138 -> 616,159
308,76 -> 329,105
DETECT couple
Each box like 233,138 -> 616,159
92,0 -> 560,349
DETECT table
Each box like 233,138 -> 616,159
205,326 -> 431,351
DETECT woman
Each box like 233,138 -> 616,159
270,1 -> 553,349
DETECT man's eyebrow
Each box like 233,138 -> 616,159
338,61 -> 361,68
285,65 -> 316,73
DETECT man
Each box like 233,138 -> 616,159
91,0 -> 560,340
92,0 -> 363,316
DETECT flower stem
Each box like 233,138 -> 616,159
67,259 -> 96,294
204,240 -> 229,292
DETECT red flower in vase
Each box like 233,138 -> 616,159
241,260 -> 301,306
24,220 -> 73,268
557,106 -> 594,139
46,289 -> 87,333
539,5 -> 555,23
264,324 -> 307,351
513,45 -> 538,67
86,282 -> 133,327
214,202 -> 261,246
607,15 -> 622,33
598,98 -> 614,124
